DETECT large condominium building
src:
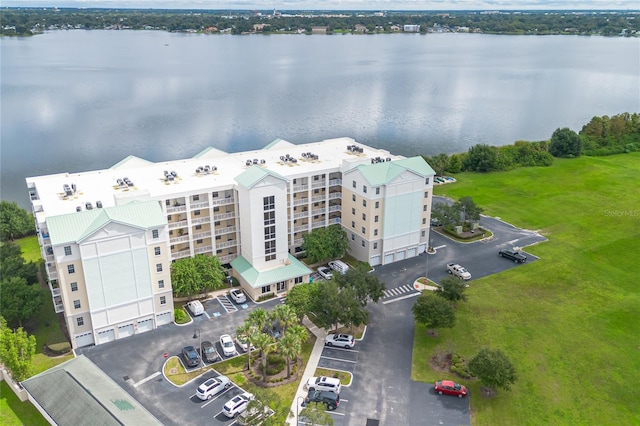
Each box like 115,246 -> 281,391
26,137 -> 434,348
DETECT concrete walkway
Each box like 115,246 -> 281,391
286,316 -> 328,425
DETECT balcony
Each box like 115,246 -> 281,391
329,178 -> 342,186
191,217 -> 210,225
292,184 -> 308,192
329,192 -> 342,200
194,245 -> 213,254
293,211 -> 308,219
168,220 -> 188,229
293,225 -> 309,233
292,198 -> 309,207
312,221 -> 325,229
170,234 -> 190,243
193,231 -> 212,240
312,208 -> 326,216
218,254 -> 238,263
172,249 -> 191,259
329,217 -> 341,224
213,212 -> 235,221
214,226 -> 237,236
216,240 -> 238,249
328,205 -> 342,213
190,201 -> 209,209
53,296 -> 64,314
311,181 -> 325,189
292,238 -> 304,246
166,204 -> 187,214
311,195 -> 325,203
212,197 -> 235,206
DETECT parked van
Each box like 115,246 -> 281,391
328,260 -> 349,275
187,300 -> 204,316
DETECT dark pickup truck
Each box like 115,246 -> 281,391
498,249 -> 527,263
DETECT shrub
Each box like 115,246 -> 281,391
450,353 -> 473,379
265,353 -> 286,375
257,293 -> 275,302
174,307 -> 189,324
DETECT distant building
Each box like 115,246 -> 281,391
311,26 -> 328,34
354,24 -> 368,33
403,24 -> 421,33
27,137 -> 434,348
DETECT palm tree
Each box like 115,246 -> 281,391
277,333 -> 300,379
286,324 -> 309,364
247,307 -> 270,332
236,322 -> 258,370
251,332 -> 274,382
269,304 -> 298,334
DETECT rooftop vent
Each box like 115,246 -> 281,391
85,202 -> 93,210
260,159 -> 265,165
96,201 -> 103,208
76,206 -> 82,212
63,184 -> 73,197
246,160 -> 252,166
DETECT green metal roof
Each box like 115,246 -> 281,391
22,355 -> 162,426
231,254 -> 312,289
47,200 -> 166,245
234,165 -> 288,189
262,138 -> 295,150
348,156 -> 435,186
109,155 -> 153,169
192,146 -> 229,158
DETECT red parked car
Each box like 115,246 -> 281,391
434,380 -> 468,398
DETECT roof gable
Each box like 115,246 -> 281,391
234,166 -> 288,189
346,156 -> 434,186
231,254 -> 311,288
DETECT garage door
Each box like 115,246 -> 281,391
156,311 -> 172,326
75,332 -> 94,348
419,244 -> 426,254
137,318 -> 154,333
408,248 -> 417,258
370,255 -> 381,267
118,324 -> 134,338
396,251 -> 406,261
384,253 -> 394,264
97,329 -> 115,345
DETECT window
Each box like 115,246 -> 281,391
64,246 -> 72,256
264,211 -> 275,225
352,208 -> 356,215
375,201 -> 380,209
213,206 -> 220,212
314,189 -> 320,194
422,218 -> 427,224
73,300 -> 81,309
263,196 -> 275,210
67,264 -> 75,274
195,224 -> 202,230
166,200 -> 171,206
158,280 -> 165,289
374,229 -> 378,236
351,233 -> 355,241
376,187 -> 380,195
375,215 -> 379,223
362,226 -> 366,234
277,281 -> 286,292
77,317 -> 84,327
70,282 -> 78,292
154,247 -> 161,256
352,180 -> 356,188
352,194 -> 356,202
426,177 -> 430,185
167,214 -> 172,220
262,285 -> 271,294
361,240 -> 365,247
152,229 -> 159,239
160,296 -> 166,305
214,221 -> 221,226
362,213 -> 366,220
193,194 -> 200,201
423,205 -> 428,212
196,239 -> 203,244
374,242 -> 378,250
363,200 -> 367,207
295,277 -> 303,284
424,191 -> 429,198
351,221 -> 355,228
156,263 -> 163,272
194,210 -> 200,216
421,231 -> 426,237
212,192 -> 218,198
363,185 -> 367,193
265,226 -> 276,240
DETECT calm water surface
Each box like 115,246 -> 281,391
2,31 -> 639,207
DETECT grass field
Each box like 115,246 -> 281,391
0,381 -> 49,426
413,153 -> 640,425
14,235 -> 41,264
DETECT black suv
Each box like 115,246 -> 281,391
304,390 -> 340,410
498,249 -> 527,263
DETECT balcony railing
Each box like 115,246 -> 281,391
329,192 -> 342,200
292,184 -> 308,192
190,201 -> 209,209
328,205 -> 342,213
293,211 -> 308,219
168,220 -> 188,229
311,181 -> 325,189
172,249 -> 191,259
312,208 -> 326,216
214,226 -> 237,236
329,217 -> 341,224
211,197 -> 235,206
194,245 -> 213,254
292,238 -> 304,246
193,231 -> 212,240
213,212 -> 235,221
170,234 -> 190,243
53,296 -> 64,313
293,225 -> 309,233
191,217 -> 210,225
329,178 -> 342,186
311,195 -> 325,203
166,204 -> 187,214
216,240 -> 238,249
218,254 -> 238,263
292,198 -> 309,206
312,221 -> 325,229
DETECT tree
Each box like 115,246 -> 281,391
435,276 -> 468,303
0,201 -> 35,242
277,333 -> 300,379
0,277 -> 45,328
311,281 -> 346,332
0,317 -> 37,381
236,322 -> 258,369
269,304 -> 297,334
468,348 -> 518,391
299,401 -> 335,425
549,127 -> 582,158
453,196 -> 483,223
0,242 -> 38,285
336,286 -> 369,334
412,293 -> 455,333
463,144 -> 499,172
426,153 -> 449,176
170,254 -> 226,298
252,332 -> 275,382
301,225 -> 348,264
247,308 -> 270,332
432,202 -> 459,227
335,264 -> 385,307
285,282 -> 318,320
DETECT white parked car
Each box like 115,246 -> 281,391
317,266 -> 333,280
306,376 -> 341,394
186,300 -> 204,316
325,333 -> 355,349
235,335 -> 255,352
222,392 -> 254,418
229,288 -> 247,304
195,375 -> 231,400
328,260 -> 349,275
220,334 -> 237,357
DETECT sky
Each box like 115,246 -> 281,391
4,0 -> 639,11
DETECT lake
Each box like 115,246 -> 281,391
2,30 -> 638,208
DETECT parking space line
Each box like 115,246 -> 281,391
382,292 -> 420,305
319,355 -> 357,363
323,346 -> 358,353
204,311 -> 211,319
133,371 -> 161,388
199,387 -> 233,408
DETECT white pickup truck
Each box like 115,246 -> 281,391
446,263 -> 472,280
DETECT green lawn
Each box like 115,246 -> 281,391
413,153 -> 640,425
14,235 -> 41,264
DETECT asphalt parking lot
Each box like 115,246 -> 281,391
78,206 -> 546,426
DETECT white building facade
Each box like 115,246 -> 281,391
26,137 -> 434,348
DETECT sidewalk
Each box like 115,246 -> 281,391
286,316 -> 328,425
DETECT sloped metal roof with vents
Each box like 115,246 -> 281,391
231,254 -> 312,289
